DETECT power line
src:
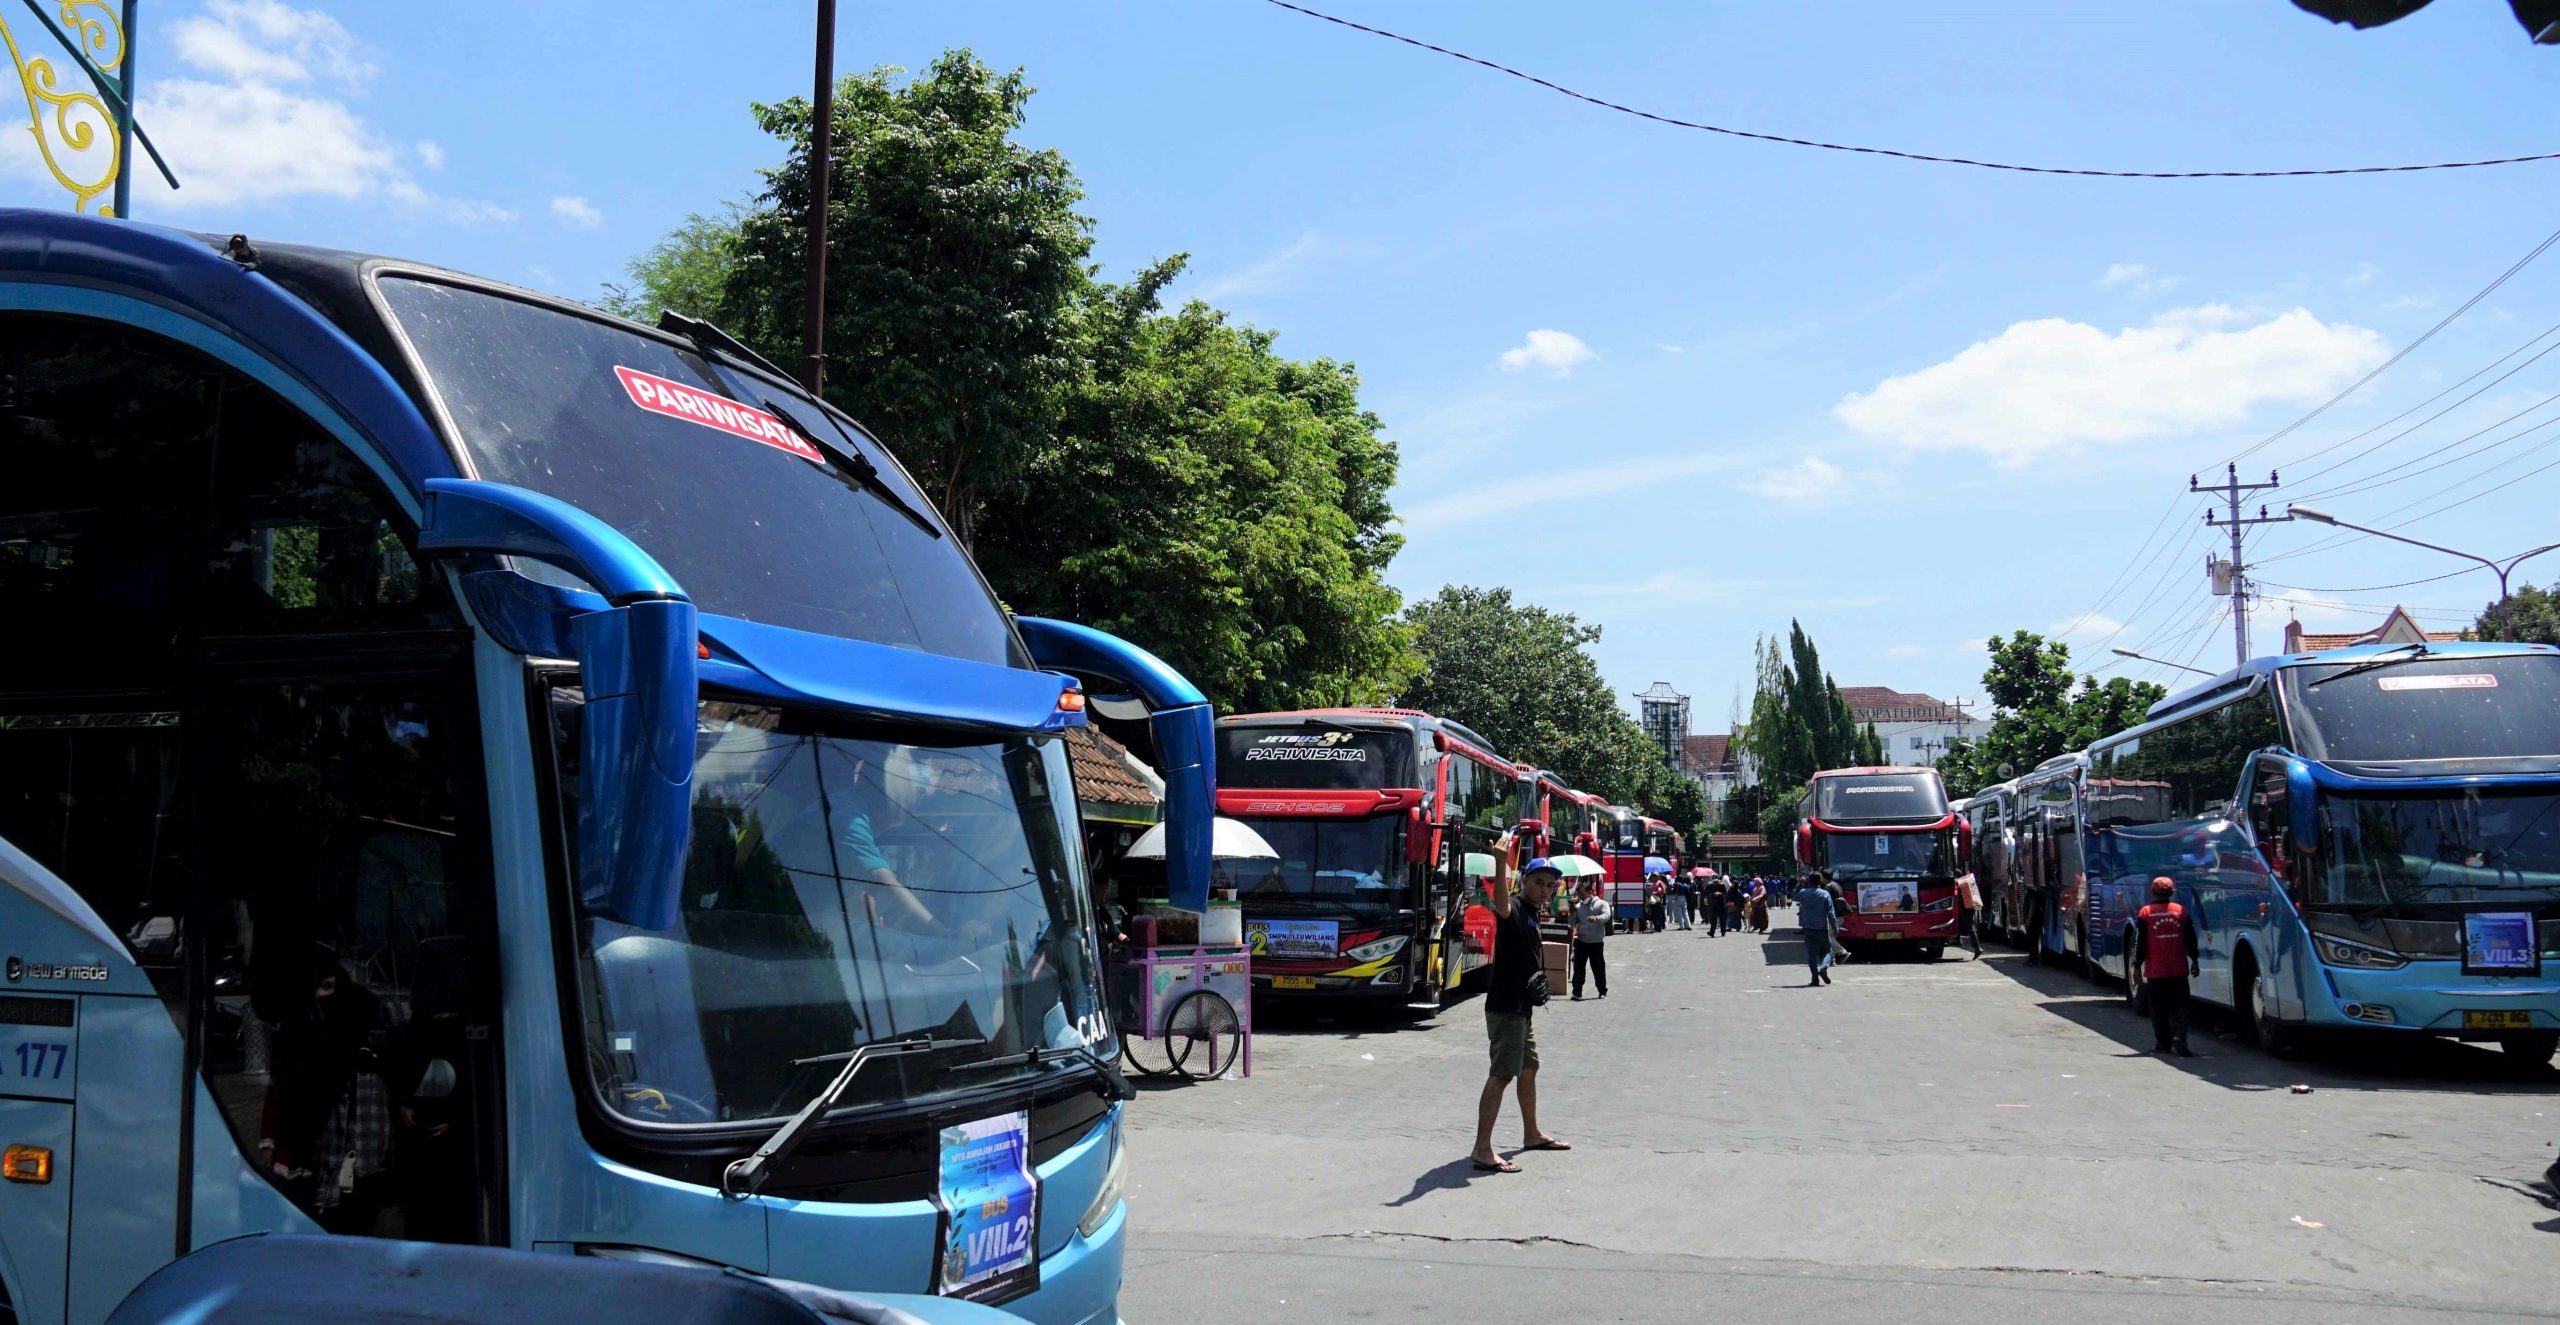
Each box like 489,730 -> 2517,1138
2281,330 -> 2560,496
2224,222 -> 2560,467
2256,567 -> 2483,594
1260,1 -> 2560,179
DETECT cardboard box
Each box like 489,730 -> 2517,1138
1541,940 -> 1570,981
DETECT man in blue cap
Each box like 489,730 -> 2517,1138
1472,850 -> 1571,1173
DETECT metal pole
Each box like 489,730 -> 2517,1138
799,0 -> 836,394
2498,567 -> 2514,642
111,0 -> 136,217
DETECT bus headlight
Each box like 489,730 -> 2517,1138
1077,1121 -> 1127,1239
1342,935 -> 1409,963
2314,935 -> 2407,970
1920,897 -> 1956,913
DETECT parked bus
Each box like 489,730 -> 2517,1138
1955,780 -> 2024,944
1792,767 -> 1965,960
0,211 -> 1220,1325
2068,642 -> 2560,1063
2008,754 -> 2093,970
1514,773 -> 1603,866
1213,709 -> 1519,1007
1643,819 -> 1687,875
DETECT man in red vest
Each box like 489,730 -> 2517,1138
2136,876 -> 2202,1057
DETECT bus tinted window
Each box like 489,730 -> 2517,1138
378,279 -> 1015,664
1815,774 -> 1947,823
1217,725 -> 1413,790
2100,685 -> 2280,823
2285,653 -> 2560,762
1230,816 -> 1403,905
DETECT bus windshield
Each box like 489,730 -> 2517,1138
2315,787 -> 2560,909
1815,829 -> 1949,880
1226,815 -> 1407,913
1815,774 -> 1949,823
555,695 -> 1105,1126
1216,724 -> 1414,791
2285,653 -> 2560,762
378,276 -> 1019,664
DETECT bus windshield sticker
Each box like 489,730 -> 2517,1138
1858,881 -> 1916,914
1241,732 -> 1370,764
2376,673 -> 2497,692
2463,912 -> 2539,976
933,1110 -> 1039,1303
1845,785 -> 1917,794
1873,834 -> 1889,855
612,365 -> 824,464
1247,918 -> 1340,960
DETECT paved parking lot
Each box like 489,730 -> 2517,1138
1120,924 -> 2560,1321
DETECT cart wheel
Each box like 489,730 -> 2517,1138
1118,1028 -> 1178,1079
1164,990 -> 1244,1080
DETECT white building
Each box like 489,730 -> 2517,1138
1839,687 -> 1990,768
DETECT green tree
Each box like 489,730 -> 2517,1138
1942,631 -> 2167,795
599,204 -> 745,322
1399,586 -> 1681,815
2477,582 -> 2560,646
1857,720 -> 1883,766
976,261 -> 1418,713
1737,621 -> 1863,792
723,51 -> 1093,547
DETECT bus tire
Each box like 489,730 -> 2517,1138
2505,1031 -> 2558,1070
1921,943 -> 1944,963
2235,951 -> 2298,1059
2123,929 -> 2150,1016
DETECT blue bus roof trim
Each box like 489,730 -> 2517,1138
0,209 -> 456,499
2146,640 -> 2559,720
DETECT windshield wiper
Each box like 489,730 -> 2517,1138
954,1041 -> 1137,1102
651,311 -> 944,540
721,1033 -> 984,1198
2306,640 -> 2432,689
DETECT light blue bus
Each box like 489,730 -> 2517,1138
2044,641 -> 2560,1064
0,209 -> 1217,1324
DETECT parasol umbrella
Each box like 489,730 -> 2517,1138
1126,816 -> 1278,861
1463,851 -> 1497,878
1691,867 -> 1712,879
1544,854 -> 1603,879
1643,855 -> 1673,875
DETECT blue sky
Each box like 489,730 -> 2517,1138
10,1 -> 2560,727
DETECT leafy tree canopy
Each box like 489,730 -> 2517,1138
2476,581 -> 2560,646
1935,631 -> 2167,797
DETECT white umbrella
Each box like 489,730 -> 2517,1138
1125,816 -> 1279,861
1544,854 -> 1604,879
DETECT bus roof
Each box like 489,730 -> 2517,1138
1808,765 -> 1938,779
1216,708 -> 1513,768
2144,640 -> 2559,722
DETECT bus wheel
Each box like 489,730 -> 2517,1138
1921,943 -> 1944,963
2123,931 -> 2150,1015
2504,1031 -> 2558,1070
2236,956 -> 2298,1059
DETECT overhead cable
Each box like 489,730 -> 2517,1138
1261,0 -> 2560,179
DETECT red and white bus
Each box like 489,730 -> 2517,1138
1214,709 -> 1522,1008
1792,766 -> 1967,961
1514,771 -> 1606,864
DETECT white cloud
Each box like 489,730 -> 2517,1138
551,195 -> 603,229
417,140 -> 445,170
1747,455 -> 1842,502
1401,451 -> 1735,532
1497,329 -> 1595,377
1883,644 -> 1924,658
2097,261 -> 2180,295
1833,305 -> 2388,466
169,0 -> 372,84
1187,232 -> 1325,302
1656,342 -> 1686,354
2348,261 -> 2380,287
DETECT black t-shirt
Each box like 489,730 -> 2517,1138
1486,901 -> 1544,1015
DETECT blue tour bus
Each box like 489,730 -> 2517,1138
0,209 -> 1218,1324
2046,641 -> 2560,1063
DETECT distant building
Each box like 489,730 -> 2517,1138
2282,605 -> 2470,653
1682,732 -> 1747,817
1837,686 -> 1990,768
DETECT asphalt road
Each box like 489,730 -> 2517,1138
1118,923 -> 2560,1322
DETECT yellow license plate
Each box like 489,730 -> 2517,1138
1272,975 -> 1317,990
2464,1010 -> 2532,1030
1874,930 -> 1904,940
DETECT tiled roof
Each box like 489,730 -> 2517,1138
1838,686 -> 1966,723
1683,733 -> 1734,769
2282,605 -> 2472,654
1065,725 -> 1158,807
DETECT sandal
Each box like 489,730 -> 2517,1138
1470,1157 -> 1520,1173
1520,1137 -> 1572,1151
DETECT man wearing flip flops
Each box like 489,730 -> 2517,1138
1470,850 -> 1574,1174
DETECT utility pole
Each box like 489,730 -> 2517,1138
799,0 -> 837,394
2194,464 -> 2288,668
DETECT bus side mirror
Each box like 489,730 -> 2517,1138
1794,822 -> 1812,864
2284,758 -> 2319,853
420,479 -> 696,930
1014,618 -> 1216,911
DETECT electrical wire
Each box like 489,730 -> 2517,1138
1260,0 -> 2560,178
2280,334 -> 2560,498
2224,223 -> 2560,467
2255,567 -> 2484,594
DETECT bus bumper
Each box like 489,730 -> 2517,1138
2305,962 -> 2560,1034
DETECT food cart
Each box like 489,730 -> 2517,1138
1103,817 -> 1265,1080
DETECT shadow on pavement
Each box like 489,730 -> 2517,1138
1974,945 -> 2560,1095
1383,1156 -> 1497,1207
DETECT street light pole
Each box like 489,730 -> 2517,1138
2109,646 -> 2215,677
2287,504 -> 2560,642
799,0 -> 836,394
